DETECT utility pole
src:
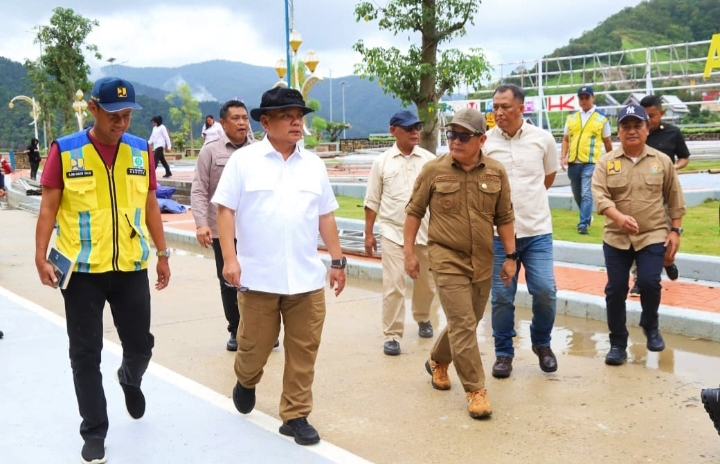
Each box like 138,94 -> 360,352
329,69 -> 333,123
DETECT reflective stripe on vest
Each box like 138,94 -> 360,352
55,130 -> 151,273
566,111 -> 607,164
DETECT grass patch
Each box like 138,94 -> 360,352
684,160 -> 720,171
334,196 -> 720,256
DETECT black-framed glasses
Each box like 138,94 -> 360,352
399,122 -> 424,132
446,130 -> 478,143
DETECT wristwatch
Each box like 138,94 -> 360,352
331,256 -> 347,269
156,249 -> 171,258
670,227 -> 683,235
505,251 -> 519,260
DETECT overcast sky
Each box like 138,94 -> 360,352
0,0 -> 643,79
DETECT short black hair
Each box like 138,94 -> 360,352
640,95 -> 663,110
205,114 -> 214,120
151,115 -> 163,125
219,100 -> 248,120
494,84 -> 525,103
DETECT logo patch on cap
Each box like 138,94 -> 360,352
117,87 -> 127,98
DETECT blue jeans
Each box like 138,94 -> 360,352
567,163 -> 595,228
491,234 -> 557,358
603,242 -> 665,349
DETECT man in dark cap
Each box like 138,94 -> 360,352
35,76 -> 171,464
592,104 -> 685,366
364,109 -> 436,357
561,85 -> 613,235
213,87 -> 346,445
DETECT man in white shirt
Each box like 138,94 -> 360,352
483,84 -> 560,379
148,115 -> 172,178
364,110 -> 436,356
212,87 -> 346,446
202,115 -> 224,144
560,86 -> 613,234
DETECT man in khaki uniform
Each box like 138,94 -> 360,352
404,108 -> 517,419
192,100 -> 255,351
591,104 -> 685,366
364,110 -> 436,356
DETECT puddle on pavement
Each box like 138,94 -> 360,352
181,246 -> 720,387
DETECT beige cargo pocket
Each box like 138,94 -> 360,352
65,178 -> 98,212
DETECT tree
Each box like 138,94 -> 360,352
165,83 -> 202,154
324,122 -> 350,142
24,7 -> 101,137
353,0 -> 491,153
311,116 -> 328,138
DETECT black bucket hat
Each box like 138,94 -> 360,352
250,87 -> 314,122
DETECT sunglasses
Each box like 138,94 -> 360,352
398,123 -> 424,132
446,130 -> 478,143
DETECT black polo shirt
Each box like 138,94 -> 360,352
646,124 -> 690,163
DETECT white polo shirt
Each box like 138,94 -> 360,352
212,137 -> 339,295
483,122 -> 559,238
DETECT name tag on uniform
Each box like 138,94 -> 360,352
607,160 -> 622,175
66,170 -> 93,178
127,168 -> 147,176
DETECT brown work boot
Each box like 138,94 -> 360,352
425,358 -> 451,390
466,389 -> 492,419
492,356 -> 513,379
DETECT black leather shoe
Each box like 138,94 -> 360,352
605,346 -> 627,366
644,329 -> 665,352
279,417 -> 320,445
117,369 -> 145,419
701,387 -> 720,435
81,438 -> 106,464
664,264 -> 679,281
383,340 -> 401,356
0,329 -> 4,339
232,381 -> 256,414
418,321 -> 433,338
629,281 -> 640,297
274,339 -> 280,348
532,345 -> 558,373
491,356 -> 513,378
226,333 -> 238,351
383,340 -> 400,356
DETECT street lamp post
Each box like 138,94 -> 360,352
340,81 -> 348,139
72,90 -> 88,131
8,95 -> 40,142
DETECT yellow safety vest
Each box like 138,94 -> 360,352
55,130 -> 151,273
566,111 -> 608,164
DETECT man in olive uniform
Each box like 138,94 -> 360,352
591,104 -> 685,366
404,108 -> 517,419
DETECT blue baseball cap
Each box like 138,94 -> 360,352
90,77 -> 142,112
577,85 -> 594,96
617,104 -> 648,123
389,110 -> 420,127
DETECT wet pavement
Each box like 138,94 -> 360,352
1,208 -> 720,463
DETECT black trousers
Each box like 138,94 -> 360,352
61,270 -> 154,440
212,238 -> 240,334
603,242 -> 665,349
29,160 -> 40,180
153,147 -> 171,176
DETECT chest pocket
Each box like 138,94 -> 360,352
607,175 -> 629,192
126,178 -> 148,208
65,178 -> 98,212
215,155 -> 229,167
434,182 -> 460,214
479,180 -> 501,212
383,169 -> 405,199
638,175 -> 663,201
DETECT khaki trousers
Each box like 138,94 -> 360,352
430,273 -> 491,392
381,236 -> 435,341
235,288 -> 326,421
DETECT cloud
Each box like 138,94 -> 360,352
0,0 -> 645,78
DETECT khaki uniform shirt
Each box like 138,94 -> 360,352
364,143 -> 435,246
406,153 -> 514,282
591,144 -> 685,251
191,131 -> 255,237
